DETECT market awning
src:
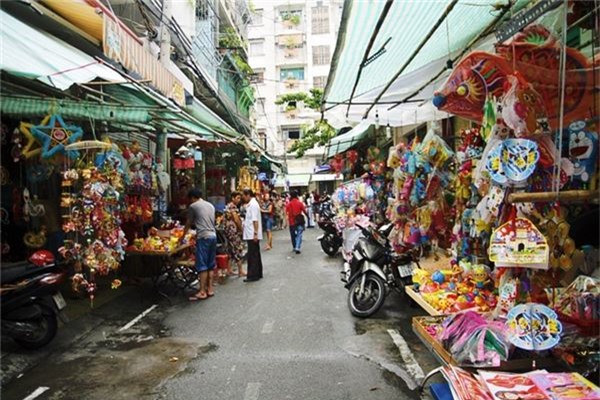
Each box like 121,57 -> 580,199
274,174 -> 311,188
323,0 -> 528,127
311,174 -> 342,182
327,120 -> 373,158
0,9 -> 125,90
185,97 -> 240,138
0,95 -> 151,123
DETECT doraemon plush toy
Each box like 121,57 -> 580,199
569,121 -> 598,185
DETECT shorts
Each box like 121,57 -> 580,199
263,216 -> 274,231
195,236 -> 217,272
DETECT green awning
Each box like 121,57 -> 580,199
327,120 -> 373,158
324,0 -> 529,127
0,95 -> 151,123
185,97 -> 240,138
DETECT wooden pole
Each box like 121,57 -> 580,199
507,190 -> 599,204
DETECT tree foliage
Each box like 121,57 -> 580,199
288,120 -> 336,158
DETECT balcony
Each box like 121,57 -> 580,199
276,46 -> 306,66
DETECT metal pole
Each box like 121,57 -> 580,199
363,0 -> 459,118
160,0 -> 173,67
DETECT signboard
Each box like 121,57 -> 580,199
103,15 -> 185,106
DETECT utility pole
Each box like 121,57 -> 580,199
160,0 -> 172,67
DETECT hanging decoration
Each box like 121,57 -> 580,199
18,122 -> 43,159
435,25 -> 594,128
488,217 -> 549,268
506,303 -> 562,351
31,114 -> 82,159
485,139 -> 539,186
568,120 -> 598,187
500,74 -> 549,137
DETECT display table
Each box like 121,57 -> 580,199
406,286 -> 443,316
412,315 -> 561,391
126,243 -> 196,299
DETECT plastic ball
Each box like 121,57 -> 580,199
432,270 -> 446,284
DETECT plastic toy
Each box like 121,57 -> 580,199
568,120 -> 598,185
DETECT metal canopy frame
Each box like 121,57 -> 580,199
362,0 -> 459,118
345,0 -> 395,117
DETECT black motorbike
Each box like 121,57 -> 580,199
1,251 -> 67,349
341,224 -> 419,318
317,204 -> 343,256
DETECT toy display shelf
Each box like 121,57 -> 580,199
405,285 -> 444,316
412,316 -> 561,373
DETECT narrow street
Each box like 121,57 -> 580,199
2,229 -> 439,400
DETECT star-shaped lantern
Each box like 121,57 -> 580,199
19,120 -> 43,159
31,114 -> 82,159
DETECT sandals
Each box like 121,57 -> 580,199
188,292 -> 208,301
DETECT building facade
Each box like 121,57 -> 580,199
248,0 -> 343,178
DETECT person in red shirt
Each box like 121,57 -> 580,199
285,190 -> 306,254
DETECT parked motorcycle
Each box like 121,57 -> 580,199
1,250 -> 67,349
341,224 -> 419,318
317,204 -> 343,256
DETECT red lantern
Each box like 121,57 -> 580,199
346,150 -> 359,165
330,155 -> 344,174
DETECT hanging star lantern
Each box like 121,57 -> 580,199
31,114 -> 82,159
18,120 -> 43,159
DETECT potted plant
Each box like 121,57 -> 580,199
282,13 -> 301,28
284,37 -> 298,58
285,104 -> 298,118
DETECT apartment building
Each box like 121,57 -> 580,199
248,0 -> 343,181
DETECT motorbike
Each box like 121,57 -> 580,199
1,250 -> 68,349
317,204 -> 343,256
341,223 -> 419,318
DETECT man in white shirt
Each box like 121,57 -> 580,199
241,189 -> 263,282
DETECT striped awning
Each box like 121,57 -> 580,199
0,95 -> 151,123
324,0 -> 529,127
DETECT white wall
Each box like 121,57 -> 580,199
248,0 -> 342,174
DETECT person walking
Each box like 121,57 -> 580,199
223,191 -> 246,277
286,191 -> 306,254
260,192 -> 274,250
306,192 -> 315,228
183,188 -> 217,301
275,193 -> 287,230
242,189 -> 263,282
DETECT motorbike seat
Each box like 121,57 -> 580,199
0,262 -> 46,284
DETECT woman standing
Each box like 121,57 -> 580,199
260,192 -> 275,250
223,192 -> 246,277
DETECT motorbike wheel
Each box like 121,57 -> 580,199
320,235 -> 340,256
347,273 -> 386,318
14,304 -> 58,350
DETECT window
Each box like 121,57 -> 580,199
280,9 -> 302,21
311,6 -> 329,34
251,9 -> 263,25
286,129 -> 301,140
312,45 -> 330,65
249,40 -> 264,56
258,129 -> 267,148
313,76 -> 327,89
256,97 -> 266,114
280,67 -> 304,81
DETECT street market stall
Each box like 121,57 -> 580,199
324,0 -> 599,397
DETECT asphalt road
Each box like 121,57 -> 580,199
1,228 -> 439,400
